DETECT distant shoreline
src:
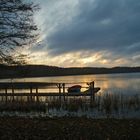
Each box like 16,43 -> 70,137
0,71 -> 140,80
0,65 -> 140,79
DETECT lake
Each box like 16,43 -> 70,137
0,73 -> 140,118
1,73 -> 140,95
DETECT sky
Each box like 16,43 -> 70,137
28,0 -> 140,67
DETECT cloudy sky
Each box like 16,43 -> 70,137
28,0 -> 140,67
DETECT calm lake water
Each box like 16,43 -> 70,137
0,73 -> 140,118
1,73 -> 140,95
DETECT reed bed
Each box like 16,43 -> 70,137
0,98 -> 46,113
0,93 -> 139,117
46,93 -> 140,117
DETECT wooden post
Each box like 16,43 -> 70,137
90,81 -> 95,102
30,87 -> 32,101
62,83 -> 66,101
62,83 -> 65,93
5,88 -> 7,103
58,83 -> 61,93
58,83 -> 61,101
36,87 -> 39,102
12,85 -> 14,101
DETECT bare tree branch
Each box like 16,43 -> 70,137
0,0 -> 39,65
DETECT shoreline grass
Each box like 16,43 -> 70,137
0,93 -> 139,118
0,100 -> 46,113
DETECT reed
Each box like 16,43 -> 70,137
0,92 -> 139,117
127,94 -> 140,110
0,99 -> 46,113
101,93 -> 112,115
47,98 -> 62,111
49,93 -> 139,117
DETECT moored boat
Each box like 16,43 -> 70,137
67,85 -> 82,93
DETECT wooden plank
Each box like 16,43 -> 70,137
0,82 -> 89,89
0,82 -> 57,89
0,88 -> 100,97
0,82 -> 100,98
0,92 -> 95,97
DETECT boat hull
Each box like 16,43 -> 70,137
67,85 -> 82,93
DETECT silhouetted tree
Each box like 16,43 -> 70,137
0,0 -> 39,65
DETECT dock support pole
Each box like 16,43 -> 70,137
5,88 -> 7,103
62,83 -> 66,101
36,87 -> 39,102
30,87 -> 32,102
90,81 -> 95,102
58,83 -> 61,93
12,86 -> 14,101
58,83 -> 61,101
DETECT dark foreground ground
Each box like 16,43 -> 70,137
0,117 -> 139,140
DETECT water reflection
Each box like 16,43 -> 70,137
0,73 -> 140,95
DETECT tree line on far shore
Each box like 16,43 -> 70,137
0,64 -> 139,78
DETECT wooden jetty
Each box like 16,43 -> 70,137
0,81 -> 100,101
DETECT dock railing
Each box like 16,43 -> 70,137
0,81 -> 100,102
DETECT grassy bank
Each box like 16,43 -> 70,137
0,117 -> 139,140
0,93 -> 139,118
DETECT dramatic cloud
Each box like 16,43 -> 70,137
31,0 -> 140,67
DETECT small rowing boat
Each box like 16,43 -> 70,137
67,85 -> 82,93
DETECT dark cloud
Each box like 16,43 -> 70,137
30,0 -> 140,66
42,0 -> 140,58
